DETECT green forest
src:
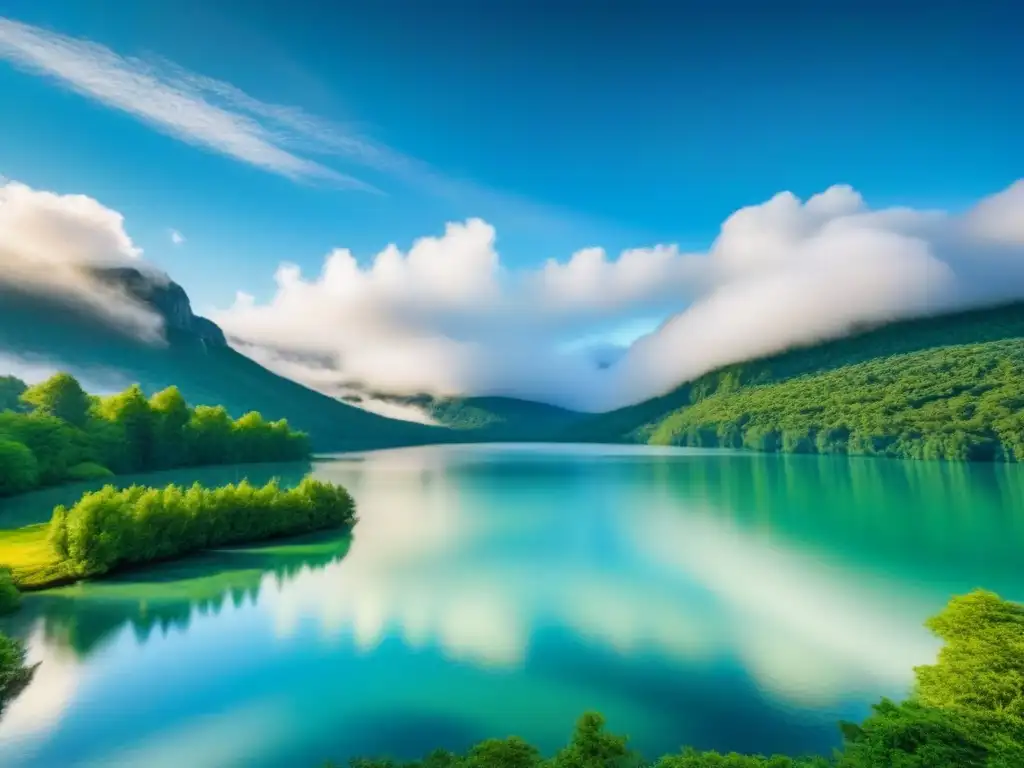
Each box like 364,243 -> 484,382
642,339 -> 1024,461
568,302 -> 1024,462
327,590 -> 1024,768
0,373 -> 310,497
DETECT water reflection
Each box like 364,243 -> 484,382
0,446 -> 1022,766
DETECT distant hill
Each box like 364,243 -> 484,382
344,391 -> 584,441
0,270 -> 451,452
563,301 -> 1024,461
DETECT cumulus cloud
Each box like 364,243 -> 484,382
3,173 -> 1023,412
0,180 -> 165,340
215,179 -> 1024,411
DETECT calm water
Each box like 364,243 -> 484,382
0,444 -> 1022,767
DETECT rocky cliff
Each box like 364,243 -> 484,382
91,267 -> 227,346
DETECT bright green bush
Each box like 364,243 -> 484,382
50,477 -> 357,577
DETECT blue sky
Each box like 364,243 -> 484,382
1,0 -> 1021,326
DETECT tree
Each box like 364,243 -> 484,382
0,412 -> 90,485
551,713 -> 633,768
0,439 -> 39,496
837,699 -> 990,768
20,373 -> 91,427
96,385 -> 155,471
186,405 -> 236,465
466,738 -> 541,768
0,376 -> 27,412
150,386 -> 191,468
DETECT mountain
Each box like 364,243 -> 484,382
0,269 -> 452,452
0,268 -> 581,449
563,301 -> 1024,461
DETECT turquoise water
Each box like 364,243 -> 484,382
0,444 -> 1022,767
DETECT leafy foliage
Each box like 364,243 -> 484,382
0,376 -> 27,412
639,340 -> 1024,462
0,439 -> 40,496
0,567 -> 20,615
49,477 -> 357,578
330,591 -> 1024,768
0,373 -> 311,497
20,372 -> 91,427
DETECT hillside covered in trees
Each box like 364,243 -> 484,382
0,372 -> 309,497
0,276 -> 449,451
565,301 -> 1024,462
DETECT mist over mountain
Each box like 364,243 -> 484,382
2,178 -> 1024,416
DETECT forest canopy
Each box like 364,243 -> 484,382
634,340 -> 1024,463
0,372 -> 310,497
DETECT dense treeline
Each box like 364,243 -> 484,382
567,301 -> 1024,451
329,590 -> 1024,768
49,477 -> 356,578
0,372 -> 310,497
639,340 -> 1024,462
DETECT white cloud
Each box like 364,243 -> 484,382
169,229 -> 185,245
0,180 -> 165,341
964,180 -> 1024,245
214,179 -> 1024,411
4,172 -> 1024,412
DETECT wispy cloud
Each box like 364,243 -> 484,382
0,16 -> 628,245
0,17 -> 376,190
169,228 -> 185,245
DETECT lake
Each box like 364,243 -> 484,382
0,443 -> 1022,767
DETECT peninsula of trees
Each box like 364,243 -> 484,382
0,373 -> 310,497
50,477 -> 356,578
